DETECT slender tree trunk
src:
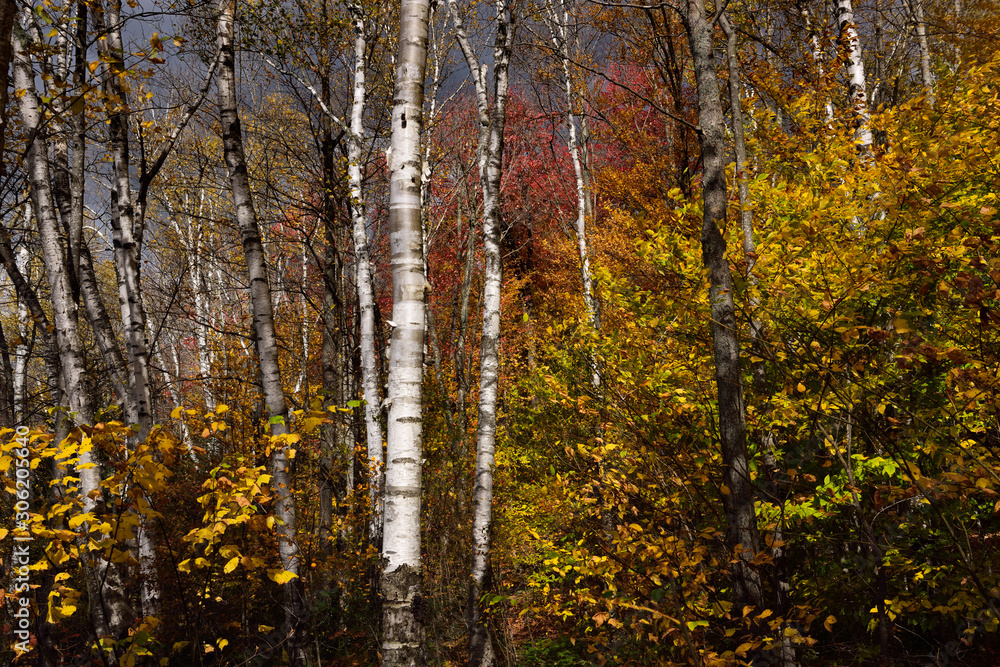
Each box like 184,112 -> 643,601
446,0 -> 513,662
166,198 -> 216,410
93,0 -> 161,619
12,245 -> 32,424
452,201 -> 477,452
544,0 -> 599,363
319,91 -> 345,563
94,0 -> 154,437
12,23 -> 132,654
0,0 -> 16,176
381,0 -> 432,660
680,0 -> 765,614
722,16 -> 796,666
909,0 -> 934,103
833,0 -> 873,150
799,1 -> 835,124
345,1 -> 386,545
216,1 -> 307,661
0,311 -> 12,428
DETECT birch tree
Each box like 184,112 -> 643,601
833,0 -> 873,149
445,0 -> 514,662
381,0 -> 432,660
542,0 -> 599,360
910,0 -> 935,103
344,0 -> 386,543
798,0 -> 835,124
216,0 -> 307,660
12,18 -> 133,654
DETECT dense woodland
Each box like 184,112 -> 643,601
0,0 -> 998,664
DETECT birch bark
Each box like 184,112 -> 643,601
445,0 -> 513,662
94,0 -> 155,438
216,0 -> 307,660
0,0 -> 16,177
543,0 -> 599,363
91,0 -> 163,619
12,22 -> 132,651
910,0 -> 935,103
799,1 -> 835,124
680,0 -> 765,613
381,0 -> 431,660
345,1 -> 386,543
833,0 -> 873,150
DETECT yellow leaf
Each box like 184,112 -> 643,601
216,404 -> 229,415
224,557 -> 239,574
171,406 -> 183,419
218,639 -> 229,650
824,614 -> 837,631
269,569 -> 299,584
258,625 -> 274,633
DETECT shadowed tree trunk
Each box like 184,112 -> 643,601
12,22 -> 132,659
216,0 -> 307,661
680,0 -> 765,615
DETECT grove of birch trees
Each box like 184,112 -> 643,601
2,0 -> 1000,665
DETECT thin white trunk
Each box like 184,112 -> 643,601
13,245 -> 29,424
294,242 -> 308,397
13,22 -> 131,650
168,196 -> 216,411
446,0 -> 512,663
381,0 -> 431,661
544,0 -> 599,387
833,0 -> 873,149
94,0 -> 160,618
160,341 -> 197,460
910,0 -> 935,103
800,1 -> 835,124
346,2 -> 385,543
216,0 -> 306,660
95,0 -> 155,436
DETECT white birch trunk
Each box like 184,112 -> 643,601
216,1 -> 307,661
381,0 -> 431,661
12,22 -> 132,650
445,0 -> 512,662
910,0 -> 935,103
346,2 -> 386,543
833,0 -> 873,149
168,200 -> 216,411
13,246 -> 30,424
94,0 -> 161,619
95,0 -> 155,437
544,0 -> 599,387
799,1 -> 835,124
